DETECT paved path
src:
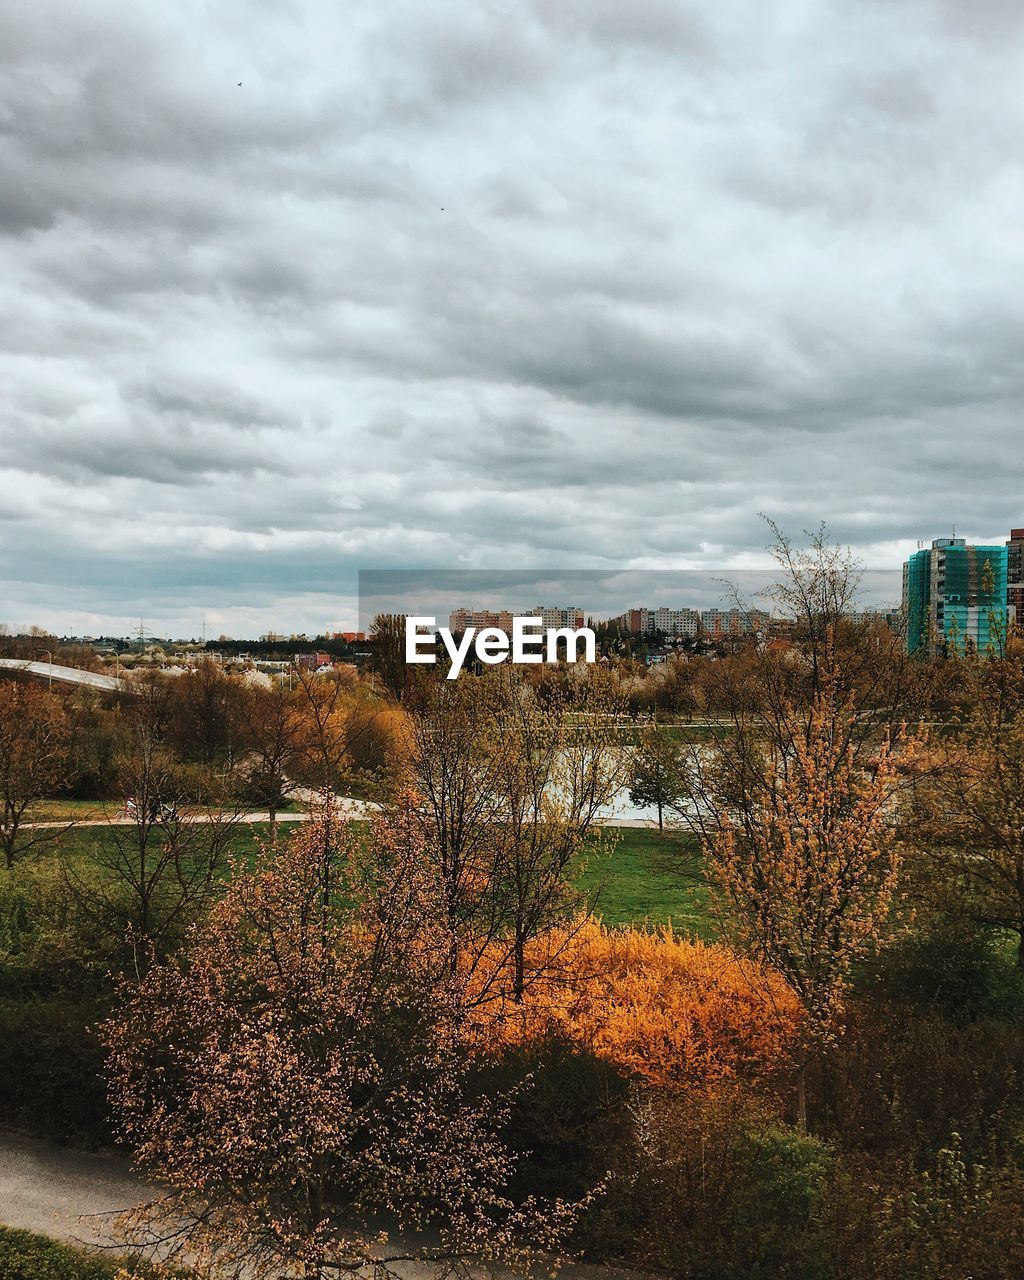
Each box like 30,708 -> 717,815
23,796 -> 379,831
0,1130 -> 159,1249
0,658 -> 123,692
0,1131 -> 649,1279
24,798 -> 661,831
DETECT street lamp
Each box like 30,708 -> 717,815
37,650 -> 53,690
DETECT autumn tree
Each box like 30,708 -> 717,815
709,677 -> 902,1131
292,665 -> 385,793
0,680 -> 72,869
628,721 -> 691,832
102,801 -> 584,1279
904,633 -> 1024,965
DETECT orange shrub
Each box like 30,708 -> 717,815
469,921 -> 801,1091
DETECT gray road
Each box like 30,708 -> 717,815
0,658 -> 123,692
0,1129 -> 159,1248
0,1131 -> 648,1279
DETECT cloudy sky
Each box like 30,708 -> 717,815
2,0 -> 1023,637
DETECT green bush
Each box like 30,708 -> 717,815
586,1090 -> 835,1280
0,995 -> 110,1143
0,1226 -> 173,1280
717,1126 -> 834,1280
466,1036 -> 631,1203
860,927 -> 1024,1022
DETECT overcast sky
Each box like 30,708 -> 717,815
2,0 -> 1023,637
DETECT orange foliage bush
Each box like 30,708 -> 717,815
469,920 -> 801,1091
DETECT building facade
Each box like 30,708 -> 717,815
531,605 -> 585,630
903,537 -> 1009,655
701,607 -> 767,638
1008,528 -> 1024,627
448,608 -> 516,633
447,606 -> 584,633
612,607 -> 700,638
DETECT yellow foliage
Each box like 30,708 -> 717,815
469,920 -> 801,1091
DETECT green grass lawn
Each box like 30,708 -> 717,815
24,818 -> 712,933
48,820 -> 280,868
24,798 -> 124,823
580,826 -> 715,935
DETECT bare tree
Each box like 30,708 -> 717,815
65,674 -> 242,967
237,679 -> 306,839
406,668 -> 624,1007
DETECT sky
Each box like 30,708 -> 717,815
2,0 -> 1023,638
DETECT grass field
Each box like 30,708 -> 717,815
24,799 -> 125,823
24,817 -> 712,934
582,826 -> 715,934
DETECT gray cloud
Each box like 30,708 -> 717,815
0,0 -> 1022,636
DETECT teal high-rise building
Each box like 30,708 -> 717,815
902,537 -> 1009,656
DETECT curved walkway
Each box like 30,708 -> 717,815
0,1129 -> 159,1249
0,1130 -> 650,1279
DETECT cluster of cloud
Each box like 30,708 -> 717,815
1,0 -> 1022,636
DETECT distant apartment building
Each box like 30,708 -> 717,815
448,608 -> 516,633
1008,528 -> 1024,627
532,605 -> 585,629
294,651 -> 332,671
613,607 -> 700,638
701,607 -> 767,638
855,607 -> 904,634
902,537 -> 1009,655
448,606 -> 583,633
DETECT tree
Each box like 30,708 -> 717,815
166,658 -> 241,768
405,669 -> 521,995
709,676 -> 902,1131
102,802 -> 583,1279
904,634 -> 1024,965
292,666 -> 384,793
369,612 -> 408,701
660,525 -> 922,1130
628,721 -> 690,832
406,669 -> 623,1007
67,762 -> 241,972
0,681 -> 72,869
65,675 -> 240,966
237,679 -> 306,839
494,678 -> 624,1002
